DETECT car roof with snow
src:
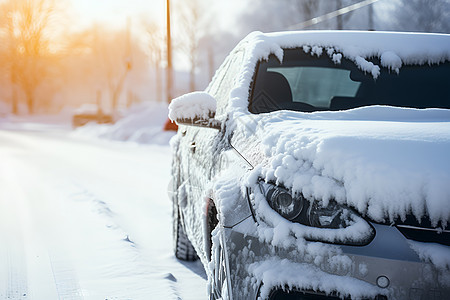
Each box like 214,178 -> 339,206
241,30 -> 450,66
226,30 -> 450,114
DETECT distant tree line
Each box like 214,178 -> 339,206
0,0 -> 153,114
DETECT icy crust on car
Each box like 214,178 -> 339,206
212,175 -> 388,299
249,258 -> 384,299
408,240 -> 450,287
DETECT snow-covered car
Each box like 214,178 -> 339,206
168,31 -> 450,300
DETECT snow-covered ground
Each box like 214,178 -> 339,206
0,103 -> 206,299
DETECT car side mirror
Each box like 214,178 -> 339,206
168,91 -> 222,129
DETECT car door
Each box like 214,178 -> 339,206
178,48 -> 246,258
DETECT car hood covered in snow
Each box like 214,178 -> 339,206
232,106 -> 450,226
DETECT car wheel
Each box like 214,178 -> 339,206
206,199 -> 219,261
173,202 -> 198,261
208,230 -> 228,300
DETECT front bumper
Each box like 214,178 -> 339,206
222,217 -> 450,300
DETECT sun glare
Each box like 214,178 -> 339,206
69,0 -> 164,29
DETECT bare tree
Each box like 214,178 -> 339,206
393,0 -> 450,33
0,1 -> 19,114
177,0 -> 206,92
51,25 -> 149,111
144,20 -> 164,101
239,0 -> 325,32
94,25 -> 133,112
0,0 -> 58,114
289,0 -> 322,25
335,0 -> 357,30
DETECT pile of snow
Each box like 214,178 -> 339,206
73,102 -> 175,145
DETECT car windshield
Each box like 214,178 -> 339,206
249,48 -> 450,113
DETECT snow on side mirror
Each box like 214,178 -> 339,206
168,92 -> 222,129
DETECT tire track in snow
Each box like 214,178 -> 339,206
65,182 -> 184,299
48,249 -> 84,300
1,130 -> 207,299
0,242 -> 28,299
0,160 -> 28,299
1,155 -> 82,300
163,272 -> 182,300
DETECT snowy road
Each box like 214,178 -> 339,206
0,126 -> 206,299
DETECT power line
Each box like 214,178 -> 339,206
287,0 -> 381,30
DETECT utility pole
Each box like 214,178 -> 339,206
126,17 -> 132,69
166,0 -> 173,103
208,46 -> 214,82
368,3 -> 374,30
8,20 -> 18,115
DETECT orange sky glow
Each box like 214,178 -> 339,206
69,0 -> 165,29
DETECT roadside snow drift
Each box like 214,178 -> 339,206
74,102 -> 174,145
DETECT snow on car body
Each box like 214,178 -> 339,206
168,31 -> 450,299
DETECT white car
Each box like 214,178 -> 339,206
169,31 -> 450,300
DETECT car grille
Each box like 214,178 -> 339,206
395,215 -> 449,246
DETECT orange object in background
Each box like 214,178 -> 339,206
163,118 -> 178,131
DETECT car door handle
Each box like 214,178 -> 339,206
189,142 -> 196,153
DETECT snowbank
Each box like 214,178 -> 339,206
73,102 -> 175,145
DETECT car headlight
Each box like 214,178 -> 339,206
259,181 -> 364,229
308,201 -> 357,229
265,185 -> 303,221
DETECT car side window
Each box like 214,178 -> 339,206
207,50 -> 245,117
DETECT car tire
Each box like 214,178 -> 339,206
206,199 -> 219,261
173,202 -> 198,261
